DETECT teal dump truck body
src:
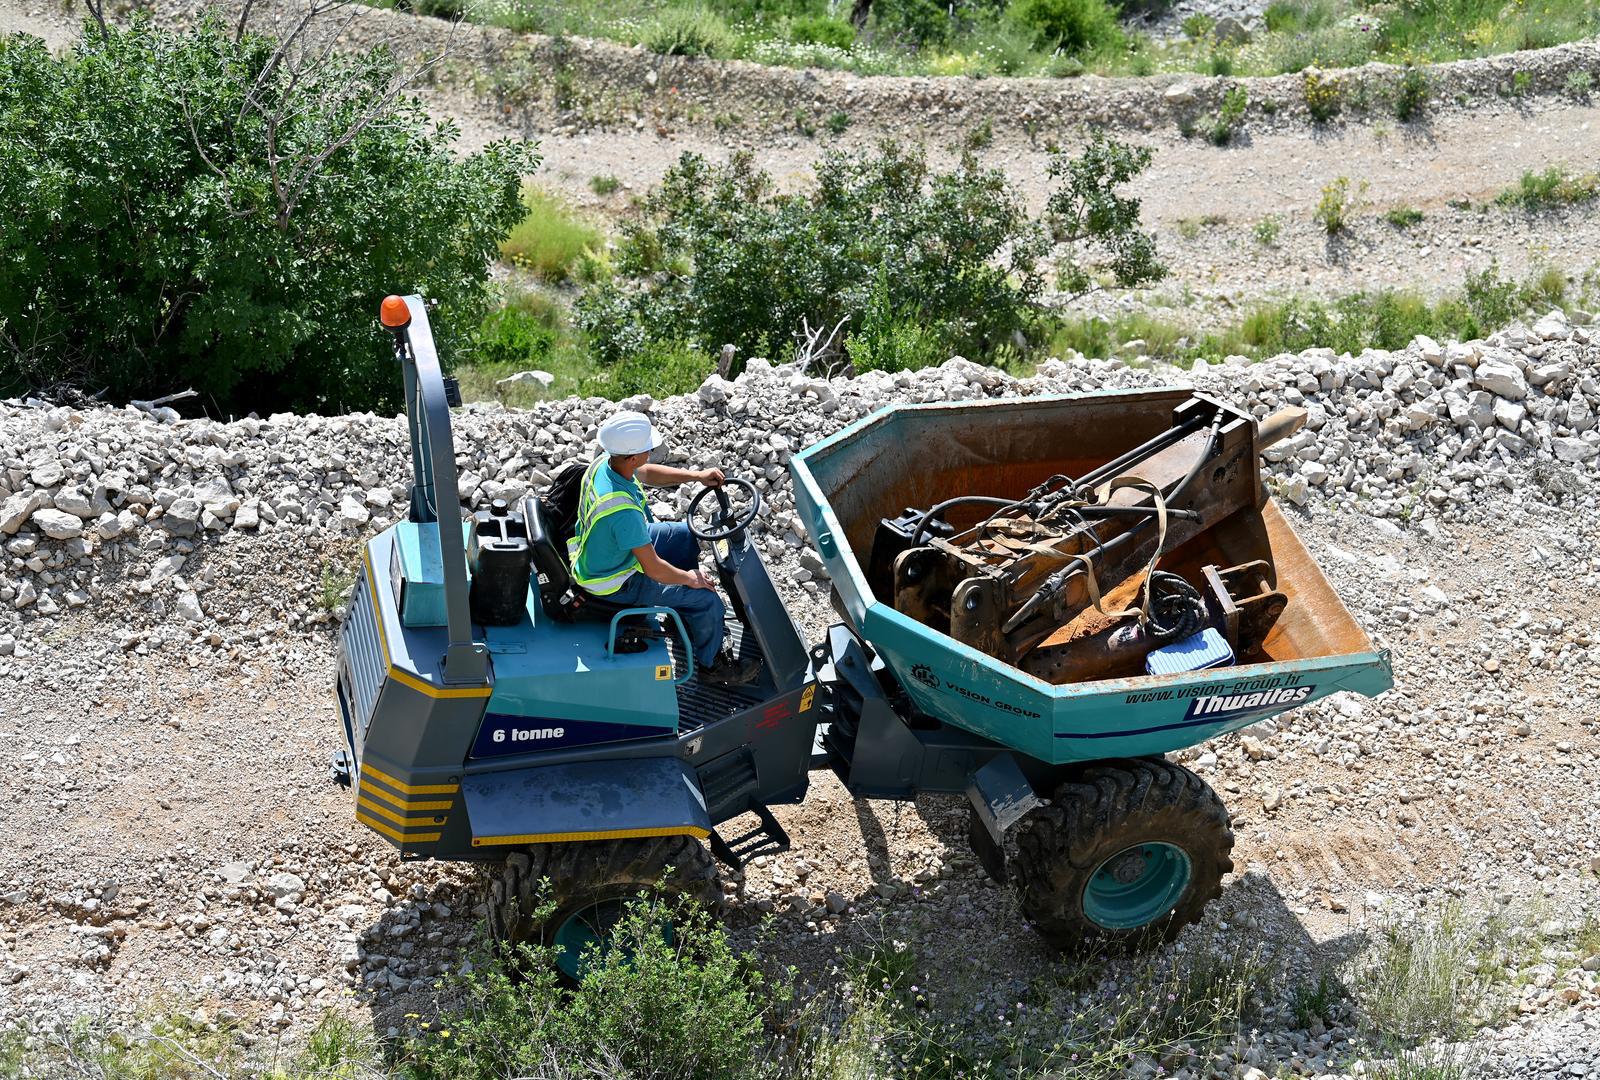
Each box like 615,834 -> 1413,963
790,389 -> 1393,765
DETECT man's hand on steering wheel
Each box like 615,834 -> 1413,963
695,467 -> 725,488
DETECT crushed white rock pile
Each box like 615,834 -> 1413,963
1,309 -> 1595,645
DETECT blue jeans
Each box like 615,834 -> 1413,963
608,521 -> 725,668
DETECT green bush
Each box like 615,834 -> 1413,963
1314,177 -> 1364,235
1009,0 -> 1123,55
1207,85 -> 1248,145
788,13 -> 855,48
402,896 -> 782,1080
870,0 -> 955,47
1044,134 -> 1165,298
500,185 -> 602,281
476,295 -> 559,368
578,340 -> 710,398
847,275 -> 948,373
0,18 -> 533,414
645,6 -> 736,57
1304,69 -> 1343,120
399,0 -> 465,19
576,142 -> 1059,372
1393,65 -> 1430,120
1385,206 -> 1424,228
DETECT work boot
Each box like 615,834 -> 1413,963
702,650 -> 760,687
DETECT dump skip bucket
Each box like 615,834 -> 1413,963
790,389 -> 1393,765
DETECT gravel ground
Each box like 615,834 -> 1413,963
3,313 -> 1600,1073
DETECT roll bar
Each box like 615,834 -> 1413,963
383,295 -> 488,685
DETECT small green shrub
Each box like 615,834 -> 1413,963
1291,968 -> 1347,1027
590,174 -> 621,195
1045,134 -> 1166,297
644,6 -> 735,57
1495,166 -> 1600,210
500,186 -> 602,282
1009,0 -> 1123,55
1566,71 -> 1593,98
1264,0 -> 1339,34
825,110 -> 851,135
1354,907 -> 1488,1044
1254,215 -> 1282,246
1510,69 -> 1532,96
1207,50 -> 1235,77
1181,13 -> 1215,39
321,561 -> 357,612
847,277 -> 949,373
793,108 -> 817,136
788,14 -> 855,49
1314,176 -> 1364,234
403,895 -> 781,1080
1394,66 -> 1430,120
1304,69 -> 1343,121
1385,206 -> 1424,228
1208,85 -> 1248,145
476,294 -> 558,368
579,340 -> 710,398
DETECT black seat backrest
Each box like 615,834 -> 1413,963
525,496 -> 581,620
541,458 -> 590,547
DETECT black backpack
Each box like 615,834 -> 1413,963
539,458 -> 590,547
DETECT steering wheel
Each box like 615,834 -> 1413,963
686,477 -> 762,543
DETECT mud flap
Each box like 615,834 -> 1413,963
965,753 -> 1042,882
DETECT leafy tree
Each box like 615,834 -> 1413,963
1045,134 -> 1165,298
578,136 -> 1162,374
0,15 -> 536,414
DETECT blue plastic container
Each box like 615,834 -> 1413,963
1145,628 -> 1235,676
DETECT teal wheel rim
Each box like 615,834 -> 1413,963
551,899 -> 626,980
1082,843 -> 1192,931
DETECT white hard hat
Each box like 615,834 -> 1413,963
597,410 -> 665,456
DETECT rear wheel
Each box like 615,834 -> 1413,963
486,835 -> 719,981
1009,758 -> 1233,953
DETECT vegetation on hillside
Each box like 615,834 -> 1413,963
372,0 -> 1600,81
1047,264 -> 1576,365
0,17 -> 535,415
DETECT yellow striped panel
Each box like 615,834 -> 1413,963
357,794 -> 448,828
387,665 -> 493,700
357,810 -> 442,845
471,825 -> 709,847
361,762 -> 460,796
358,778 -> 452,813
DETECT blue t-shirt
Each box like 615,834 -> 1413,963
579,463 -> 652,583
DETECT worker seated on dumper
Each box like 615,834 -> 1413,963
567,410 -> 761,687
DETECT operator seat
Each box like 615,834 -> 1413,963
522,496 -> 634,624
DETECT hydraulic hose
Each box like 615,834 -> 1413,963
912,496 -> 1029,546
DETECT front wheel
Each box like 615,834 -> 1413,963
1009,759 -> 1234,953
485,835 -> 719,981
